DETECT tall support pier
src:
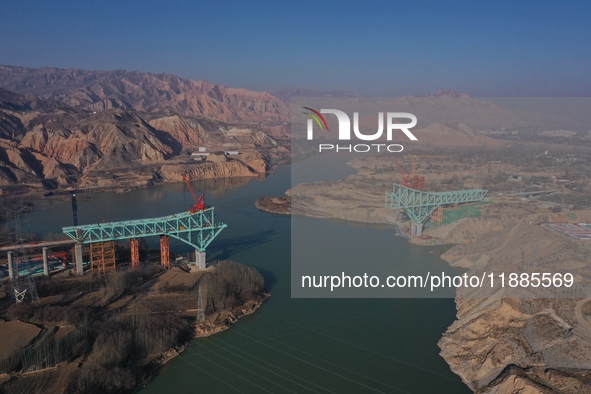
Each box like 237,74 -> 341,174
74,244 -> 83,275
386,184 -> 487,236
160,236 -> 170,268
130,239 -> 140,268
42,247 -> 49,276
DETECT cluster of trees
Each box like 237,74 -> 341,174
0,261 -> 264,393
71,312 -> 190,393
7,303 -> 92,327
483,171 -> 509,185
201,261 -> 266,314
0,325 -> 89,375
2,299 -> 190,392
157,260 -> 266,314
544,191 -> 591,210
33,266 -> 162,298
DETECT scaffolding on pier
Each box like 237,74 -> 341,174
90,241 -> 116,273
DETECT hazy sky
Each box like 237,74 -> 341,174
1,1 -> 590,96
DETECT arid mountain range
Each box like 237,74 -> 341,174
0,66 -> 288,124
0,66 -> 291,191
0,65 -> 584,192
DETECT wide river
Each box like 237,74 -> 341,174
22,155 -> 470,393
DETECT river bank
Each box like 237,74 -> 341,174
287,156 -> 591,393
255,196 -> 290,215
8,158 -> 471,393
139,293 -> 269,390
0,262 -> 269,394
8,150 -> 591,392
437,208 -> 591,393
195,294 -> 270,338
0,157 -> 277,204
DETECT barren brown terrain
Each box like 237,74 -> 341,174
0,261 -> 267,394
287,139 -> 591,392
0,67 -> 290,195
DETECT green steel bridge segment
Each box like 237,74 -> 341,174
62,208 -> 227,252
385,184 -> 488,224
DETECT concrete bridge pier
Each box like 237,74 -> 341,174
411,222 -> 424,237
7,251 -> 14,280
42,247 -> 49,277
74,244 -> 84,276
196,250 -> 206,270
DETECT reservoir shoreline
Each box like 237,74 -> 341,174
12,158 -> 469,393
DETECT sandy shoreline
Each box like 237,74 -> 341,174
285,158 -> 591,393
140,294 -> 270,389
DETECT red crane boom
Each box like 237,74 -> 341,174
396,161 -> 412,187
183,175 -> 206,213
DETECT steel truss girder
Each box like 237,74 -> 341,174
385,183 -> 487,224
62,208 -> 227,252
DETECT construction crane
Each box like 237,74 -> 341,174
412,175 -> 426,190
396,161 -> 413,188
71,193 -> 78,226
183,175 -> 206,213
404,155 -> 425,190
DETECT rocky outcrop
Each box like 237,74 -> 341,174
18,109 -> 174,172
206,152 -> 228,163
0,86 -> 285,189
0,88 -> 180,188
278,157 -> 591,393
256,196 -> 290,215
148,115 -> 203,146
437,208 -> 591,393
0,139 -> 44,186
160,160 -> 259,182
246,158 -> 268,173
195,296 -> 269,338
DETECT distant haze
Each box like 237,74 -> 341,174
0,1 -> 590,96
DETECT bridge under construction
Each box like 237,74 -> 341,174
62,207 -> 226,274
2,177 -> 226,280
385,183 -> 488,236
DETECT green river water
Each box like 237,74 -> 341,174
22,155 -> 470,394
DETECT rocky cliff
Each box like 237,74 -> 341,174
0,93 -> 176,188
437,206 -> 591,393
160,160 -> 259,182
0,79 -> 287,190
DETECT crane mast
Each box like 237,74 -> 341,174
396,161 -> 412,188
183,175 -> 206,213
